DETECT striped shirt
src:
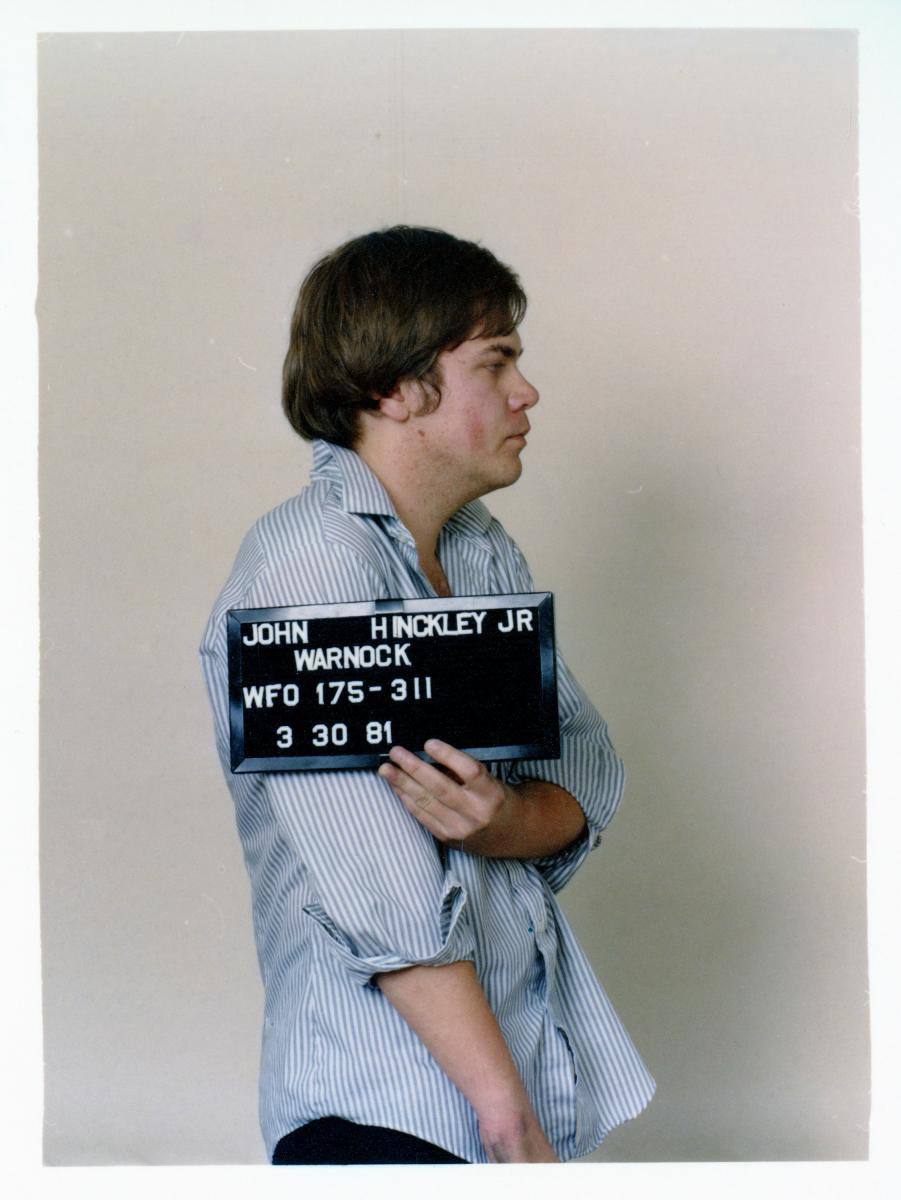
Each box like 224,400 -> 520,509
199,439 -> 655,1163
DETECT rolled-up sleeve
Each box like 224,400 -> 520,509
199,527 -> 476,988
265,768 -> 475,986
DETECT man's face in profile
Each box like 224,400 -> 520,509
411,329 -> 540,501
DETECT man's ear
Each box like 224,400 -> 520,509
375,378 -> 425,423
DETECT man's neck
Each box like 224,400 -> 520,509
352,435 -> 471,569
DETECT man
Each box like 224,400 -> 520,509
199,226 -> 654,1165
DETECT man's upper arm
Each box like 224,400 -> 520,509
199,524 -> 476,984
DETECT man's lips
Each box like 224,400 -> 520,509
506,427 -> 530,442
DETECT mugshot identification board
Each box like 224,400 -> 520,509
227,592 -> 559,771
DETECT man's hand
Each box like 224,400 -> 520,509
378,739 -> 587,858
479,1113 -> 560,1163
378,739 -> 514,850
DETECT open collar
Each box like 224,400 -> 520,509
311,439 -> 494,551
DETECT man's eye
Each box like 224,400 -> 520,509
486,362 -> 505,371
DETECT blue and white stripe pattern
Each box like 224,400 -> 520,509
199,439 -> 655,1163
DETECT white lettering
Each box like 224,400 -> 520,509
393,614 -> 414,638
343,645 -> 361,668
291,641 -> 415,671
498,608 -> 533,632
244,683 -> 286,707
243,620 -> 308,646
388,611 -> 487,638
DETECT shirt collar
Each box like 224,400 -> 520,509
310,438 -> 494,546
311,439 -> 396,518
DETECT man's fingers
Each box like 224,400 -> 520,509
378,760 -> 460,841
423,739 -> 485,787
383,744 -> 462,803
377,742 -> 502,846
412,787 -> 443,814
378,755 -> 451,813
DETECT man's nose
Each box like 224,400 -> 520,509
510,371 -> 539,409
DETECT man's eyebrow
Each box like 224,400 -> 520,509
478,342 -> 523,359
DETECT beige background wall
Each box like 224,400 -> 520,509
39,29 -> 865,1164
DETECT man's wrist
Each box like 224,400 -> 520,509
460,783 -> 519,855
459,779 -> 586,860
477,1103 -> 558,1164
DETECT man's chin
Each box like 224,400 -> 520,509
483,459 -> 524,495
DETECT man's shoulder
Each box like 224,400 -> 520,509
250,479 -> 331,556
238,476 -> 395,604
253,479 -> 389,572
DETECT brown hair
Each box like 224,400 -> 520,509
282,225 -> 527,447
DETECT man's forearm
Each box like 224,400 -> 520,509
462,779 -> 586,859
374,960 -> 558,1163
379,741 -> 587,859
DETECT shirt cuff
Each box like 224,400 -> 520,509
301,871 -> 475,988
501,744 -> 618,892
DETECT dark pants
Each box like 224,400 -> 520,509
272,1116 -> 468,1165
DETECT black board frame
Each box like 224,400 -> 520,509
227,591 -> 559,772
